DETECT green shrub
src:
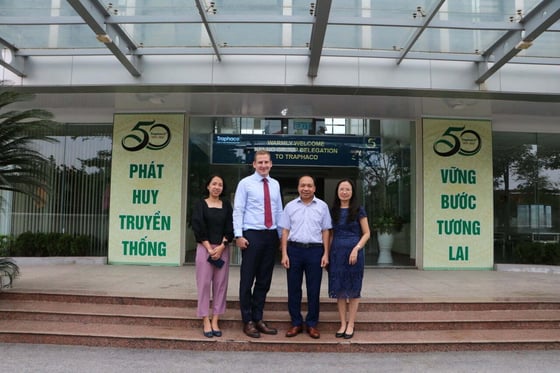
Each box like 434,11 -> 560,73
544,244 -> 560,265
55,234 -> 74,256
70,235 -> 90,256
513,241 -> 560,265
0,235 -> 16,256
13,231 -> 40,256
12,232 -> 92,256
43,232 -> 62,256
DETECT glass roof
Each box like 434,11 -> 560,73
0,0 -> 559,82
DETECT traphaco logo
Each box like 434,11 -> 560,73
121,120 -> 171,151
433,126 -> 481,157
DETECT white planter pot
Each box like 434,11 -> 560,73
377,232 -> 394,264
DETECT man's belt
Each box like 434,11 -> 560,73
288,241 -> 323,248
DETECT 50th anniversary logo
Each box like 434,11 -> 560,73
121,120 -> 172,152
433,126 -> 481,157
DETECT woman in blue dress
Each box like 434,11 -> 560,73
328,178 -> 370,339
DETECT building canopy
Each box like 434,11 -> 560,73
1,0 -> 559,85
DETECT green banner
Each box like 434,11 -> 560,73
108,113 -> 185,265
422,118 -> 493,270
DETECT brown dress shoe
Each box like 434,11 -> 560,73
307,326 -> 320,339
285,325 -> 303,337
243,321 -> 260,338
255,320 -> 278,335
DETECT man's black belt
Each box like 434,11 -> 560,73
288,241 -> 323,248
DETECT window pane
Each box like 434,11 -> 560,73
493,132 -> 560,263
4,124 -> 112,256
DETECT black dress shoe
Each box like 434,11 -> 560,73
243,321 -> 261,338
212,329 -> 222,337
255,320 -> 278,335
336,324 -> 347,338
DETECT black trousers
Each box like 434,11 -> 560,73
239,229 -> 279,324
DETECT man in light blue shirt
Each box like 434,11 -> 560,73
233,150 -> 283,338
279,175 -> 331,339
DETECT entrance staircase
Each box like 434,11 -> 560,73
1,292 -> 559,352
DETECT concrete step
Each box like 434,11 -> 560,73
1,299 -> 559,331
2,291 -> 560,311
0,292 -> 559,352
1,319 -> 559,353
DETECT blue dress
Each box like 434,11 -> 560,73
328,206 -> 366,299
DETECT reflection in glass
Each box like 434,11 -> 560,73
188,116 -> 413,266
1,124 -> 112,256
493,132 -> 560,263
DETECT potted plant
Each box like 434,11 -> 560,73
372,211 -> 404,235
371,210 -> 403,264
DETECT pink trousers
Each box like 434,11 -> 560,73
195,243 -> 230,317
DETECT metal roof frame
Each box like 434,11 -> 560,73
396,0 -> 445,66
0,1 -> 558,83
0,36 -> 25,77
67,0 -> 141,77
307,0 -> 332,78
476,0 -> 560,84
194,0 -> 222,62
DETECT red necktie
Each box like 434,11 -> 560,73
263,178 -> 273,228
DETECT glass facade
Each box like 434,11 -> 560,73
186,116 -> 413,266
3,119 -> 560,267
1,1 -> 559,268
0,124 -> 112,256
493,132 -> 560,262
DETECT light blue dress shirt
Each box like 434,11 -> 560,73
233,172 -> 283,237
278,196 -> 332,243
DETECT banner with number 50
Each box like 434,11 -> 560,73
108,113 -> 186,266
422,117 -> 493,270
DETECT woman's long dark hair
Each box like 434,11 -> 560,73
331,178 -> 360,224
203,174 -> 226,198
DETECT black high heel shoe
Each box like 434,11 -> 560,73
335,325 -> 347,338
203,330 -> 213,338
343,327 -> 354,339
212,329 -> 222,337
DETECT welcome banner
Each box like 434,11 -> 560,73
422,118 -> 493,270
108,113 -> 186,265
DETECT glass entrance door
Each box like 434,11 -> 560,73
186,116 -> 415,267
